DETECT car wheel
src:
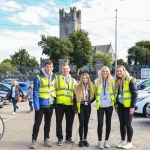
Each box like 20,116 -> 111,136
143,103 -> 148,116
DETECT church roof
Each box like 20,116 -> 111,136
92,44 -> 111,53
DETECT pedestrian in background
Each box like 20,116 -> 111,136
74,73 -> 95,147
30,60 -> 56,149
94,66 -> 115,149
8,80 -> 24,115
55,63 -> 77,146
115,65 -> 137,149
28,83 -> 34,113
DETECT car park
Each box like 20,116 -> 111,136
135,92 -> 150,116
1,78 -> 20,83
146,103 -> 150,118
137,79 -> 150,90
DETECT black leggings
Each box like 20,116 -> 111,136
118,103 -> 133,142
97,106 -> 113,141
78,104 -> 91,141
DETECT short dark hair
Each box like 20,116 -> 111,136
45,60 -> 53,66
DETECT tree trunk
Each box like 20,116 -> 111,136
77,68 -> 80,75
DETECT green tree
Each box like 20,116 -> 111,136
68,30 -> 92,74
127,41 -> 150,65
93,53 -> 113,67
112,59 -> 127,66
38,35 -> 73,66
10,48 -> 39,67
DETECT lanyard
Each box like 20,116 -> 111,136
103,80 -> 106,96
84,85 -> 88,100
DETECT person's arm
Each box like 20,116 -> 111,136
72,92 -> 78,113
18,86 -> 24,96
33,76 -> 40,110
129,79 -> 138,114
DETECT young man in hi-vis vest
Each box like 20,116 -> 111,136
30,60 -> 56,149
55,63 -> 77,146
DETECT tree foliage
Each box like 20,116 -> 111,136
127,41 -> 150,65
10,48 -> 39,67
93,53 -> 113,67
112,59 -> 127,66
38,35 -> 73,66
68,30 -> 92,72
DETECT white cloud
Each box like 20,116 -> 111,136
1,0 -> 22,12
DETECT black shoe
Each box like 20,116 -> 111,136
84,140 -> 89,147
57,139 -> 63,146
78,141 -> 84,147
65,138 -> 75,144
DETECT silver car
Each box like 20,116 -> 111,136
146,103 -> 150,118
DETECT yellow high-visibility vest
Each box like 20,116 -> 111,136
115,76 -> 136,107
55,75 -> 76,105
94,79 -> 115,110
37,75 -> 56,100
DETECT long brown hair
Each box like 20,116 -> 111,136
97,66 -> 113,87
74,73 -> 94,102
115,65 -> 127,88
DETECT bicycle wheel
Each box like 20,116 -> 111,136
0,116 -> 4,140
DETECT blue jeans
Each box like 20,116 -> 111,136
12,97 -> 18,112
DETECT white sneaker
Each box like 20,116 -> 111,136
12,112 -> 16,115
98,141 -> 104,149
117,140 -> 126,148
104,140 -> 110,148
122,142 -> 133,149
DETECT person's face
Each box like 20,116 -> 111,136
82,75 -> 88,84
116,67 -> 124,78
13,81 -> 17,86
62,65 -> 70,76
102,68 -> 109,79
44,64 -> 53,75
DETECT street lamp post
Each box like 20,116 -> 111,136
115,9 -> 118,78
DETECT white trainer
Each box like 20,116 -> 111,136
98,141 -> 104,149
104,140 -> 110,148
122,142 -> 133,149
117,140 -> 126,148
12,112 -> 16,115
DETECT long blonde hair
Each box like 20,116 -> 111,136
97,66 -> 113,87
74,73 -> 94,103
115,65 -> 127,88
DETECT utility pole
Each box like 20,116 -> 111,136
115,9 -> 118,77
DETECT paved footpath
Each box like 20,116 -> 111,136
0,101 -> 150,150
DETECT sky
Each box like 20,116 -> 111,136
0,0 -> 150,64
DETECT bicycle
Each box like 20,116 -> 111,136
0,116 -> 4,140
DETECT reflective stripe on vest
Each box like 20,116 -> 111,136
94,79 -> 115,110
55,75 -> 75,105
115,76 -> 135,107
37,75 -> 56,99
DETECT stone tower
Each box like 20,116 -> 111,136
59,6 -> 81,40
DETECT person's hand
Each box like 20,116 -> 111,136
130,108 -> 135,115
115,107 -> 118,113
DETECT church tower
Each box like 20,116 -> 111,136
59,6 -> 81,40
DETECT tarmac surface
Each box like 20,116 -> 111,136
0,101 -> 150,150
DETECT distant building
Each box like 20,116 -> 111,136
92,43 -> 115,61
59,6 -> 81,40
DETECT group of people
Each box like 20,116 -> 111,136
29,60 -> 137,149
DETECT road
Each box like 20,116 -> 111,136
0,101 -> 150,150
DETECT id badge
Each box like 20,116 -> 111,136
118,94 -> 122,98
66,90 -> 71,95
84,102 -> 88,105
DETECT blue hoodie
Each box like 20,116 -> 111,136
33,68 -> 55,110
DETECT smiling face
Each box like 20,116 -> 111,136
44,64 -> 53,75
116,67 -> 125,78
82,75 -> 89,84
62,64 -> 70,76
101,68 -> 109,80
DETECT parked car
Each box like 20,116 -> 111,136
0,91 -> 10,104
135,92 -> 150,116
146,103 -> 150,118
137,79 -> 150,90
1,78 -> 20,83
18,82 -> 29,93
0,96 -> 4,108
